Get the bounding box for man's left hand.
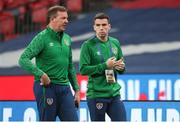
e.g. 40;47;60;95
114;58;125;71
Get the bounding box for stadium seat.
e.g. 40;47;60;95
66;0;82;13
29;1;49;29
4;0;29;9
47;0;60;5
0;0;4;11
0;12;16;41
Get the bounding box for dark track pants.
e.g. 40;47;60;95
33;82;78;121
87;96;126;121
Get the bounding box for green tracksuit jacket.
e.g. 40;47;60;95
19;27;79;91
80;36;125;99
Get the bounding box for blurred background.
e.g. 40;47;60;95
0;0;180;121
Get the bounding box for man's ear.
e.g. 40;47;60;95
50;16;56;22
109;24;111;29
93;25;96;31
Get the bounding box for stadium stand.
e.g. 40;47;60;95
112;0;180;9
0;0;63;42
3;0;29;9
0;7;180;74
0;0;180;75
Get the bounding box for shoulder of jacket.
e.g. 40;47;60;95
40;29;48;35
31;30;48;45
34;29;47;39
85;36;96;44
109;36;121;44
63;32;71;38
109;36;118;42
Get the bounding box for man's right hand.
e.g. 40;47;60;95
40;73;51;86
106;57;116;69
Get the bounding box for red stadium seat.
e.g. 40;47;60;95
47;0;60;5
66;0;82;13
4;0;29;9
29;1;49;28
0;0;5;11
0;12;16;41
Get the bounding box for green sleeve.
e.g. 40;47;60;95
18;35;44;78
115;40;125;74
68;47;80;91
80;42;107;76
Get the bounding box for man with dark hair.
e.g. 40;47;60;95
80;12;127;121
19;5;80;121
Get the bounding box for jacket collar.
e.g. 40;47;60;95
46;26;64;39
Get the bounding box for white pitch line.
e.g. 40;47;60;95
0;41;180;68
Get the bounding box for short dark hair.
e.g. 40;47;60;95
94;13;110;23
47;5;67;23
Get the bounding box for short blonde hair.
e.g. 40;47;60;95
47;5;67;23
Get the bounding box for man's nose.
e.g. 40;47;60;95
65;19;68;23
99;25;103;29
